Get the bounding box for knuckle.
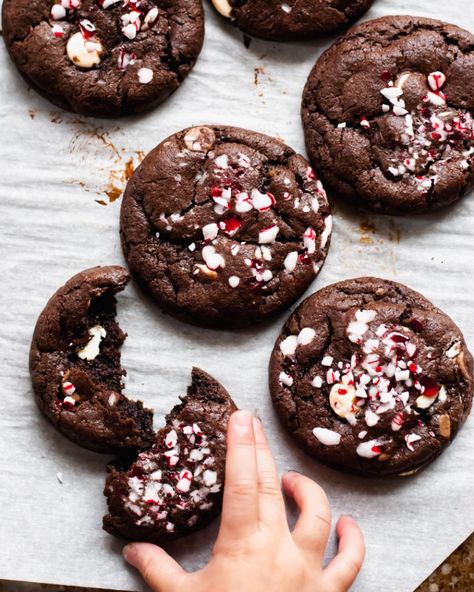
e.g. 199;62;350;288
258;477;282;497
228;479;254;498
347;556;363;576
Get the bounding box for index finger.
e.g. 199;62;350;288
219;410;259;540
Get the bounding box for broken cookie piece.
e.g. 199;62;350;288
29;265;154;453
103;367;237;543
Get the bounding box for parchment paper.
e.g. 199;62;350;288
0;0;473;590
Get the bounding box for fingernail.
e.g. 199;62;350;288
342;514;356;523
232;409;253;433
123;543;137;565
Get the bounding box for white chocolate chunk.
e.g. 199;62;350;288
280;335;298;356
202;223;219;241
284;251;298;272
313;427;341;446
67;32;103;69
279;372;293;387
365;409;380;427
446;342;461;358
259;225;279;244
298;327;316;346
138;67;153;84
77;325;106;360
51;4;67;19
184;126;215;152
211;0;232;18
329;383;356;419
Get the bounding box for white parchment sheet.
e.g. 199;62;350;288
0;0;473;590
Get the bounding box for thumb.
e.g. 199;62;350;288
123;542;186;592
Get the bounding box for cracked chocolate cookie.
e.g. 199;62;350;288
30;266;155;453
302;16;474;214
211;0;374;42
269;277;474;476
103;367;236;542
120;125;332;329
2;0;204;117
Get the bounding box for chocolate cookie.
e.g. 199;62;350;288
120;125;332;329
2;0;204;117
103;367;236;542
30;266;155;453
302;16;474;214
269;277;473;477
211;0;374;42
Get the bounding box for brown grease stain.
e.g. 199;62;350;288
358;220;376;245
28;109;37;119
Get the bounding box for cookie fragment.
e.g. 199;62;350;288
269;277;473;476
29;265;154;453
302;16;474;214
103;367;237;543
120;125;332;328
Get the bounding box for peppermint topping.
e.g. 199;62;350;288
279;372;293;387
258;225;279;244
123;422;222;528
279;327;316;356
313;427;341;446
356;439;384;458
284;251;298;272
153;140;330;295
378;70;473;191
299;309;449;457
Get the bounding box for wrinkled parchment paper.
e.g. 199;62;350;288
0;0;473;590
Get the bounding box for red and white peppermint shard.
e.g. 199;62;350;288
405;433;421;452
176;469;192;492
165;429;177;449
258;225;279;244
62;381;76;395
251;189;275;212
303;227;316;253
202;222;218;241
356;439;383;458
51;24;65;37
427;71;446;92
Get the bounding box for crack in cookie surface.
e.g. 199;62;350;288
120;125;332;328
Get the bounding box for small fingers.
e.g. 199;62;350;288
323;515;365;591
123;543;186;592
283;471;331;559
219;410;258;540
252;417;286;529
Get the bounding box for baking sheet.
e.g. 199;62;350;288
0;0;473;590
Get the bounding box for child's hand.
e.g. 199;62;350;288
123;410;365;592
